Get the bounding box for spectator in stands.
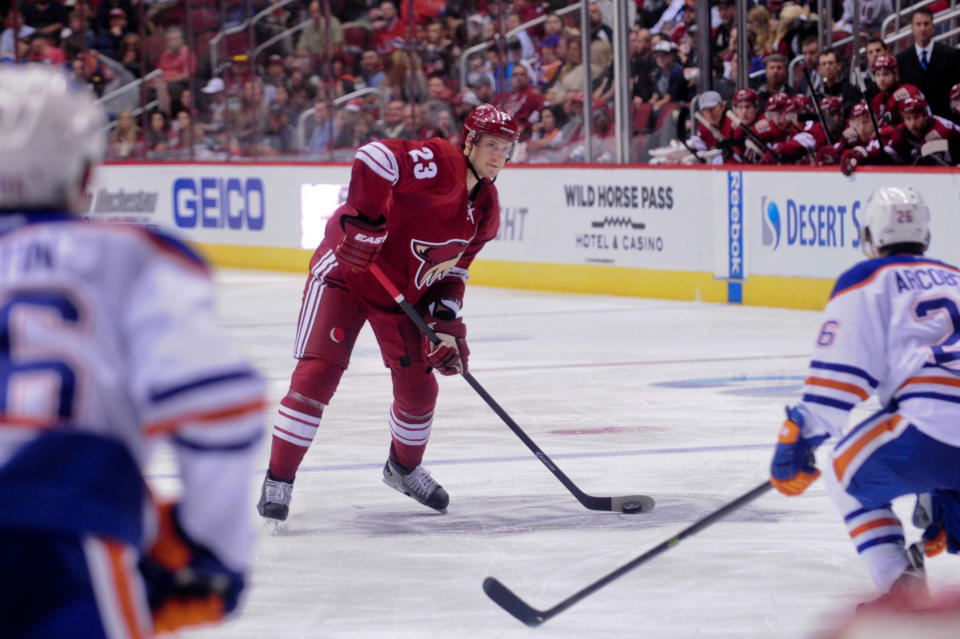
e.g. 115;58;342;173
630;27;655;105
712;0;735;56
545;34;581;102
649;40;686;115
95;8;129;61
61;9;94;52
818;48;859;116
711;54;736;102
836;0;891;36
297;0;344;59
526;104;568;163
747;6;774;65
799;34;821;94
108;109;141;160
540;12;565;47
505;12;535;62
95;0;136;35
587;2;612;43
427;108;460;146
26;32;63;65
200;77;228;131
513;0;543;25
22;0;66;40
1;12;34;57
752;53;794;106
496;62;543;141
950;83;960;127
263;54;286;103
420;18;458;79
379;98;415;139
170;109;196;157
118;33;141;76
865;37;887;75
771;4;808;59
155;27;196;113
896;6;960;119
371;0;407;55
305;99;336;152
471;75;495;106
146;110;170;155
357;49;385;89
257;104;296;156
380;49;427;103
558;89;584;150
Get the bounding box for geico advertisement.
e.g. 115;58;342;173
484;168;713;271
86;164;324;247
743;171;960;278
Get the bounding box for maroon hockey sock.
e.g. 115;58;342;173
268;393;324;482
390;440;426;471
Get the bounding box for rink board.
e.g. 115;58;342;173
90;162;960;310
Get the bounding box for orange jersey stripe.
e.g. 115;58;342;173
898;376;960;391
833;415;902;481
145;398;267;437
104;539;147;639
849;517;901;539
805;376;870;401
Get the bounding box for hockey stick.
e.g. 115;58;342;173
368;263;655;515
802;67;835;146
675;107;707;164
483;480;773;626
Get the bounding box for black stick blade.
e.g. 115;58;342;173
483;577;547;627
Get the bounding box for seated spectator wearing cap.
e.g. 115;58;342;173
650;40;687;114
751;54;795;107
200;77;228;133
95;8;130;61
871;55;923;127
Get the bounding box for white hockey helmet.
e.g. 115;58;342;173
0;65;106;211
859;186;931;258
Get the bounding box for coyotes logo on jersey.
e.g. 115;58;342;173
411;238;469;289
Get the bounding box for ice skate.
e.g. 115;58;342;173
858;545;928;611
382;458;449;512
257;471;293;522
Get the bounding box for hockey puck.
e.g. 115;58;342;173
615;495;655;514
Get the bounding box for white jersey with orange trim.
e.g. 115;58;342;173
795;253;960;447
0;212;265;572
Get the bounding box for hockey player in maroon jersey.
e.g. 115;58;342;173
836;101;896;174
871;54;924;126
770;96;846;164
726;88;760;162
257;105;520;520
749;93;792;163
881;95;960;165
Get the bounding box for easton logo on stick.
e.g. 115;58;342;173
410;238;469;289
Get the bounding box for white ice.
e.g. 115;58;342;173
148;269;954;639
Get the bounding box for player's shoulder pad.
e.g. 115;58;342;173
830;255;954;300
136;226;211;275
755;119;770;133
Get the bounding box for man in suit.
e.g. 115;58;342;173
895;7;960;119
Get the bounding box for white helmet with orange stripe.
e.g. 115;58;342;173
860;186;931;258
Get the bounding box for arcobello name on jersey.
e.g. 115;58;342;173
895;267;960;293
564;184;674;209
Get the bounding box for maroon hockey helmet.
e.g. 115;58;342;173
951;83;960;102
765;92;790;113
871;54;898;73
733;88;759;105
849;102;872;121
900;94;928;116
462;104;520;147
819;96;843;114
787;94;813;114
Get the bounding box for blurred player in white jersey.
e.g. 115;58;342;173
0;66;266;638
769;185;960;607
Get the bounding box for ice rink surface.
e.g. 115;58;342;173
151;269;956;639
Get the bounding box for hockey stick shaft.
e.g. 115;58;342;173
484;480;773;626
368;263;653;514
802;67;835;146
